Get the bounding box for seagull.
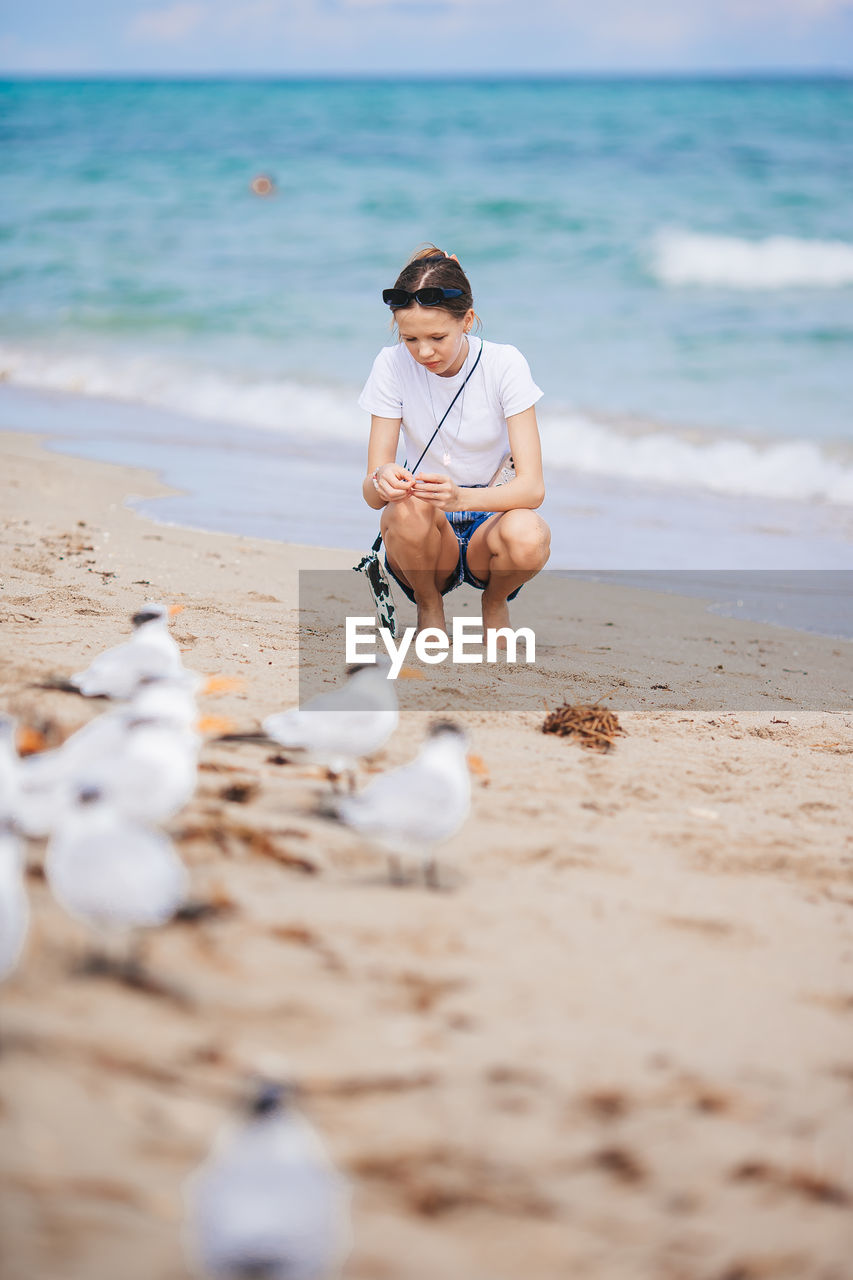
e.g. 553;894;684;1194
81;716;199;826
46;785;189;938
332;721;471;888
70;602;186;699
0;714;19;826
248;659;398;788
1;711;55;837
0;824;29;981
15;673;202;838
185;1080;350;1280
130;670;202;731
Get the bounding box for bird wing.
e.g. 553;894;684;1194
262;706;396;759
337;759;469;848
0;832;28;980
192;1163;342;1280
47;818;188;928
72;637;182;698
88;726;198;822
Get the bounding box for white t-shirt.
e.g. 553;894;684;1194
358;337;543;487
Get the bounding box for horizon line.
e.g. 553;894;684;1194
1;68;851;82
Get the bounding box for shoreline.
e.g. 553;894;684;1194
2;427;851;710
2;383;852;604
2;430;853;1279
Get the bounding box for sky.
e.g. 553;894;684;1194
1;0;852;74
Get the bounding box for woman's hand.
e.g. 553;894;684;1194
412;473;461;511
374;463;416;503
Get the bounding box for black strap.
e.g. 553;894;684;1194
410;337;483;475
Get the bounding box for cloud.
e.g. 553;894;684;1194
326;0;852;12
3;0;850;71
731;0;852;14
128;2;207;43
121;0;853;48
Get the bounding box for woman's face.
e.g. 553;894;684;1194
395;305;475;378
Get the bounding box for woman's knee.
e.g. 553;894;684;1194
381;498;439;541
491;510;551;570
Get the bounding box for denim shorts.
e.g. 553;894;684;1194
385;506;522;605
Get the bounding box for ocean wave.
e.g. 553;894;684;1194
0;343;360;443
538;412;853;507
652;229;853;289
2;342;852;508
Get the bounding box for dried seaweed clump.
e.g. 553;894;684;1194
541;702;625;752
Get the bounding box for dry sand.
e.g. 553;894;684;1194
1;429;852;1280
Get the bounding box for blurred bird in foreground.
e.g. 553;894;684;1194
15;673;202;837
70;601;185;699
331;720;471;888
185;1080;350;1280
82;713;199;826
0;823;29;981
45;785;189;982
0;714;18;826
227;658;399;789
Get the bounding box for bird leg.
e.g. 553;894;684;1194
423;858;442;892
326;761;359;793
73;926;131;980
75;937;192;1007
387;854;408;887
116;935;151;988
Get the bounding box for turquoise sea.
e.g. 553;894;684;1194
1;77;852;587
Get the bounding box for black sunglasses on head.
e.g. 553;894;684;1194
383;286;463;309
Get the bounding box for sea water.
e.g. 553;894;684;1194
1;78;851;625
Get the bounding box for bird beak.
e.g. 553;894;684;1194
16;726;48;756
202;675;246;695
197;714;237;735
168;603;185;617
467;752;490;780
397;666;425;680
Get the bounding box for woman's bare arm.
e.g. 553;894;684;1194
363;415;415;510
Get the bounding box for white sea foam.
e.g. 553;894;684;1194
538;412;853;506
2;342;852;508
652;229;853;288
0;343;361;444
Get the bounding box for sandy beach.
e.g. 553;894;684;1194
1;428;852;1280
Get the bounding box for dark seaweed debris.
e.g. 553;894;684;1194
541;703;625;752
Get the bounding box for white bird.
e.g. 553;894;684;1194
84;718;199;826
15;711;128;838
16;674;201;838
0;714;19;825
46;786;189;935
70;602;185;699
185;1081;350;1280
0;824;29;981
129;670;202;731
260;659;398;786
333;720;471;887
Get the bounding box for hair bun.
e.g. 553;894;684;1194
391;246;476;325
409;244;450;264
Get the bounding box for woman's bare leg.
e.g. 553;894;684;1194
381;497;460;634
465;509;551;634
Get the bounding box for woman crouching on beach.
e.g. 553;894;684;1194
359;247;550;637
